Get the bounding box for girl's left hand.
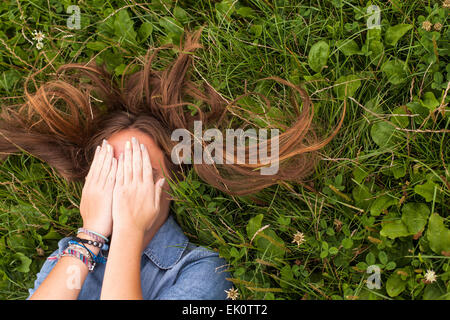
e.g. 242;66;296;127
112;137;165;236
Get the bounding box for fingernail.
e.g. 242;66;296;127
107;144;112;153
96;145;101;153
102;139;107;147
140;144;145;151
131;136;137;144
125;140;131;149
158;178;165;187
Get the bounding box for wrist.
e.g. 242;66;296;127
81;220;111;238
111;226;145;251
112;225;145;239
80;224;110;240
76;233;102;255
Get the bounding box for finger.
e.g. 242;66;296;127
154;178;165;210
85;144;101;185
92;139;109;182
98;143;114;188
131;137;143;183
124;140;132;185
116;152;124;186
141;143;153;186
106;157;117;189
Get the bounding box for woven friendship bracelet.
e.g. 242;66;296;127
68;241;94;263
77;228;109;243
61;245;96;272
68;240;107;264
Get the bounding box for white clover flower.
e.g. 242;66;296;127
434;23;443;31
35;41;44;50
422;21;432;31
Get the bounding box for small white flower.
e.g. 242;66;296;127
292;231;306;247
32;30;45;50
424;269;437;283
32;30;45;42
225;287;239;300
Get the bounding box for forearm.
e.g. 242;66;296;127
29;256;89;300
100;228;144;300
29;234;100;300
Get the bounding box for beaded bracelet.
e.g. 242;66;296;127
70;236;103;249
77;228;109;243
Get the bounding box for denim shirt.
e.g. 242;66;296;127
27;215;232;300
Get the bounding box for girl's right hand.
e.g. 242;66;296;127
111;137;165;236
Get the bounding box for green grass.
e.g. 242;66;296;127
0;0;449;300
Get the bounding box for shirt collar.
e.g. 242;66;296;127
142;214;189;270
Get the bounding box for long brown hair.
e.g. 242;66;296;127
0;28;345;196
